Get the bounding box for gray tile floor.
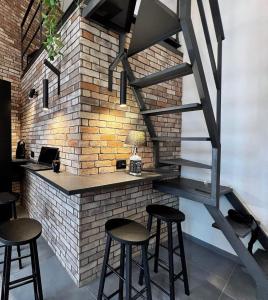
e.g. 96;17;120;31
0;207;257;300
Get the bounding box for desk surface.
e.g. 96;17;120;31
31;170;164;195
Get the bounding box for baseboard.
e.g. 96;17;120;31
183;232;241;264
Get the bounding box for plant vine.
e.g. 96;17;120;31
42;0;63;61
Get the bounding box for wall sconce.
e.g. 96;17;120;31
120;70;127;107
28;88;38;100
43;79;49;110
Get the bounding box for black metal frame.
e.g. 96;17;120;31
121;1;268;298
1;239;43;300
44;59;61;95
108;33;126;92
97;234;152;300
138;214;189;300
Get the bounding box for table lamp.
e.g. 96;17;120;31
125;131;146;176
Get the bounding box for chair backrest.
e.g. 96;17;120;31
0;203;12;224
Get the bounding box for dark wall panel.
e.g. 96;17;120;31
0;79;12;192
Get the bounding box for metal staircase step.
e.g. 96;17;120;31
159;37;181;55
130;63;193;88
151;136;210;142
141;103;202;116
212;216;252;238
254;249;268;276
181;137;211;141
159;158;212;169
153;177;232;205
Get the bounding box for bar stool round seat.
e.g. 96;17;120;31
0;218;43;300
0;192;19;205
105;218;150;245
146;204;185;222
0;218;42;246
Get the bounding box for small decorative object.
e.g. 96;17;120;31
52;160;60;173
125;131;146;176
16;140;26;159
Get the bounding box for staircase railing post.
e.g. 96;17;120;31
179;0;220;148
216;39;223;139
211;147;221;207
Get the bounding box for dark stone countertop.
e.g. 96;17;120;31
29;170;164;195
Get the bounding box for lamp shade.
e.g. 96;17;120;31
125;131;146;147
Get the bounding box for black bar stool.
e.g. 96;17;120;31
0;218;43;300
98;218;152;300
0;192;22;269
139;204;190;300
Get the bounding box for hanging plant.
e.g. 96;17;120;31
42;0;63;61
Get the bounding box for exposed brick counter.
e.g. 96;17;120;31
22;170;179;286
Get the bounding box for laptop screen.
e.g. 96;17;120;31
38;147;59;165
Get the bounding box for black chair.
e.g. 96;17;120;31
98;218;152;300
0;218;43;300
0;193;22;269
139;204;190;300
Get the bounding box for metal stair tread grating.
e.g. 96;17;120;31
212;216;252;238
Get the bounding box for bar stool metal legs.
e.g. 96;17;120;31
154;219;161;273
139;204;190;300
118;244;125;300
30;240;43;300
98;218;152;300
125;245;132;300
177;222;190;295
167;223;175;300
1;241;43;300
97;236;112;300
1;246;12;300
141;243;152;300
11;201;22;270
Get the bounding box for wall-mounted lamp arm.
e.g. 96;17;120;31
108;33;126;91
44;59;61;95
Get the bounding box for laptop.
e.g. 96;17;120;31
23;147;59;171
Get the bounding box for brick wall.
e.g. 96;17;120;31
19;5;184;287
23;170;179;286
79;19;182;175
0;0;29;155
20;9;82;174
20;7;183;174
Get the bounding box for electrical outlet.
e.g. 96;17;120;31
116;160;126;170
31;151;34;158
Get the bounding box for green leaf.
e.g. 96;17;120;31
41;0;63;59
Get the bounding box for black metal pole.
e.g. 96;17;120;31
43;79;49;110
120;71;127;106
